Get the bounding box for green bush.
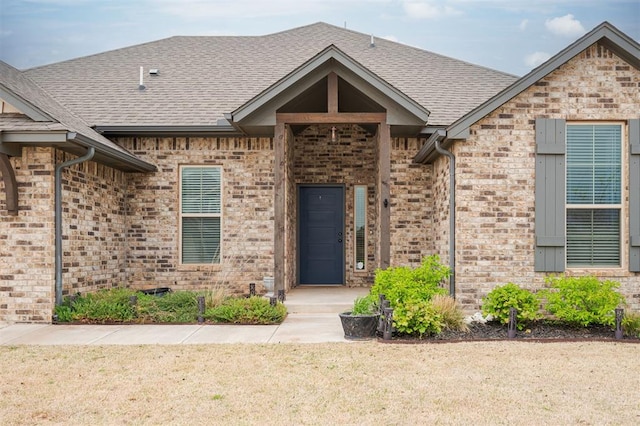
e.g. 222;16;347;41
138;291;199;323
622;311;640;338
370;255;449;336
66;288;140;323
205;296;287;324
481;283;541;330
393;300;443;336
540;275;625;327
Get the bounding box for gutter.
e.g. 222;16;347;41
54;145;95;306
71;133;156;173
430;131;456;298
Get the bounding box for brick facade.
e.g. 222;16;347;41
3;41;639;323
451;42;640;311
0;147;127;322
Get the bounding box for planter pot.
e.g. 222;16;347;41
339;312;379;340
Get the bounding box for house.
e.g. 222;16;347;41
0;22;638;323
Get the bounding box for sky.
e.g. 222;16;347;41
0;0;638;76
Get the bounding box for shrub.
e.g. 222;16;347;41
430;294;468;332
540;275;625;327
205;296;287;324
622;311;640;338
138;291;199;323
482;283;541;330
66;288;140;323
350;294;379;315
370;255;449;336
371;255;448;307
393;300;443;336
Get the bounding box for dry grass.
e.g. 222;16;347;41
430;294;469;332
1;342;639;425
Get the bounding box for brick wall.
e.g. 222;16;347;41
0;146;131;323
0;147;55;322
390;137;434;267
118;136;275;294
452;42;640;311
59;151;128;295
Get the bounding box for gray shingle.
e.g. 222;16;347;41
24;22;517;128
0;61;155;171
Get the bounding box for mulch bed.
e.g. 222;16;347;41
382;321;640;343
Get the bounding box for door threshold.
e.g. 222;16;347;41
296;284;345;287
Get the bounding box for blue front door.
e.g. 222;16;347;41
299;186;344;284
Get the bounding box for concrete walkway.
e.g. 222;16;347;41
0;287;370;345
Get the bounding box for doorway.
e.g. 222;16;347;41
298;185;345;284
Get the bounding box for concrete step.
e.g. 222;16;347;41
284;286;370;314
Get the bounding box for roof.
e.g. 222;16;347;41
24;22;516;129
414;22;640;163
0;61;156;172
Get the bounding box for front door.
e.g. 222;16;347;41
299;186;344;284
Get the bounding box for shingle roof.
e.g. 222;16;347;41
0;60;155;171
24;22;517;128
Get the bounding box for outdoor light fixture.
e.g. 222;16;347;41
383;199;388;208
331;126;337;142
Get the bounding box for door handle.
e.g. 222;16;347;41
338;239;342;243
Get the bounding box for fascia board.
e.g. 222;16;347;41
95;125;240;136
70;133;157;172
0;86;54;122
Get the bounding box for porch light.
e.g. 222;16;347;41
331;126;337;142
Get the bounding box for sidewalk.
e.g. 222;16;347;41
0;313;351;345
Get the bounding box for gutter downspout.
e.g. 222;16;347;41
55;144;95;306
434;139;456;298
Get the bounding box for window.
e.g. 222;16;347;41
566;124;622;267
354;185;366;271
180;166;222;264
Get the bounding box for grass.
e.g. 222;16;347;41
1;342;639;424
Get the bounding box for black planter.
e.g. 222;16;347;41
339;312;379;340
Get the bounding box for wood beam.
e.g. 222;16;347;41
0;153;18;215
327;72;338;113
274;122;286;294
276;112;386;125
378;122;391;269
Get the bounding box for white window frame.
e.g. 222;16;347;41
565;122;624;269
354;185;367;272
179;165;223;265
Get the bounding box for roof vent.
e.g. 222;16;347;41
370;34;375;48
138;66;145;90
149;69;159;75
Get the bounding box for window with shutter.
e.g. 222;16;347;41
180;166;222;264
566;124;622;267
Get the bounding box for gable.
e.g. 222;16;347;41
228;45;430;137
415;22;640;163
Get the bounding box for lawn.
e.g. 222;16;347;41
1;342;639;425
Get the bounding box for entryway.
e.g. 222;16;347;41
299;185;344;284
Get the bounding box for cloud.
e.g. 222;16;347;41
545;14;585;37
402;1;462;19
524;51;551;68
519;19;528;31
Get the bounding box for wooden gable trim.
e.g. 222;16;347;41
276;112;386;124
